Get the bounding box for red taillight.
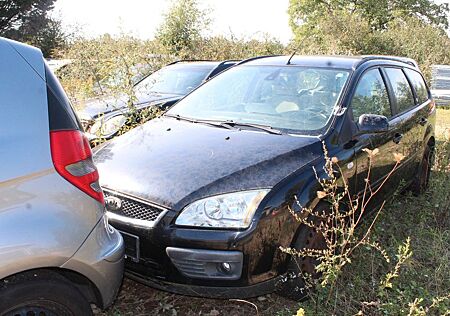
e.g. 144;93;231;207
50;130;104;205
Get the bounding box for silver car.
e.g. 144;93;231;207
0;37;124;315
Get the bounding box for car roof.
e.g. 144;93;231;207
0;37;45;78
241;55;418;70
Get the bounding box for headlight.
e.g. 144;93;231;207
175;190;270;229
90;115;126;138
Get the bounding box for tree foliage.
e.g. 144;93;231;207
59;34;171;107
156;0;210;58
288;0;450;80
192;34;286;60
289;0;449;36
0;0;66;57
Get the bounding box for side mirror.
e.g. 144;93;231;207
356;114;389;135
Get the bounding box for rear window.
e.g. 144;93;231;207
385;68;415;113
45;62;82;131
404;68;429;104
134;64;213;95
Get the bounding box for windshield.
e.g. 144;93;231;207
134;64;214;95
167;65;350;133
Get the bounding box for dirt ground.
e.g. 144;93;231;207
94;278;299;316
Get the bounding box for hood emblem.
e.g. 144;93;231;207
105;196;122;211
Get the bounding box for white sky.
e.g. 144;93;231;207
52;0;294;44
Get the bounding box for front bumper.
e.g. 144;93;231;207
107;208;293;298
102;185;298;298
62;215;125;308
126;269;283;299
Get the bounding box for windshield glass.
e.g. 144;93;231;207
167;65;350;133
134;64;213;95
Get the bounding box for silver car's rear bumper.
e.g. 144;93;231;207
62;215;124;308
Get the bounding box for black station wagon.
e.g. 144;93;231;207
94;55;435;299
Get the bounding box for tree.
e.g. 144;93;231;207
287;10;450;80
287;0;450;78
0;0;66;57
288;0;449;40
156;0;211;57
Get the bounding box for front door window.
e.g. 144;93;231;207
351;69;392;121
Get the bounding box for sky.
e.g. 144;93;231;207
52;0;294;44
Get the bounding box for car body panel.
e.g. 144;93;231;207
61;215;124;307
0;38;52;183
94;117;321;211
0;172;104;280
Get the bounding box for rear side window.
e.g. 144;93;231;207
351;68;391;120
404;68;429;104
45;63;81;131
384;68;415;113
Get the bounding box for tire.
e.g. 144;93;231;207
410;145;434;196
0;270;92;316
277;212;327;301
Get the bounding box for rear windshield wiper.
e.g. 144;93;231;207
220;121;282;135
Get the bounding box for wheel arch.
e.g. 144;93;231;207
0;267;103;309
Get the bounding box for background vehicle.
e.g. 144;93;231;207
94;55;435;300
78;60;238;141
0;37;124;315
431;64;450;107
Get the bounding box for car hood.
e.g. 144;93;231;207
94;117;322;211
78;92;181;120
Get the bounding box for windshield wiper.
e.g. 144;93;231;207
164;115;281;134
164;113;196;123
220;121;282;135
164;114;234;130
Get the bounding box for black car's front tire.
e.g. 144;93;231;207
277;208;327;301
0;270;92;316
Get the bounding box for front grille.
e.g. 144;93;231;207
104;190;165;222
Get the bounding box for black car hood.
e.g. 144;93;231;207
94;117;322;211
78;92;181;120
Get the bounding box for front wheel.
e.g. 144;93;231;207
277;220;327;301
0;270;92;316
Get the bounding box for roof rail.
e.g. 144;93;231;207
358;55;419;68
203;59;241;81
216;59;240;67
236;55;281;66
167;59;214;65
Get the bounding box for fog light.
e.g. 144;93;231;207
219;262;232;274
166;247;243;280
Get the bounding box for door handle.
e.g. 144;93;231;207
393;133;403;144
419;117;428;126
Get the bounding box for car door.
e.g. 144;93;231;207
402;67;433;174
383;67;425;182
349;67;404;209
